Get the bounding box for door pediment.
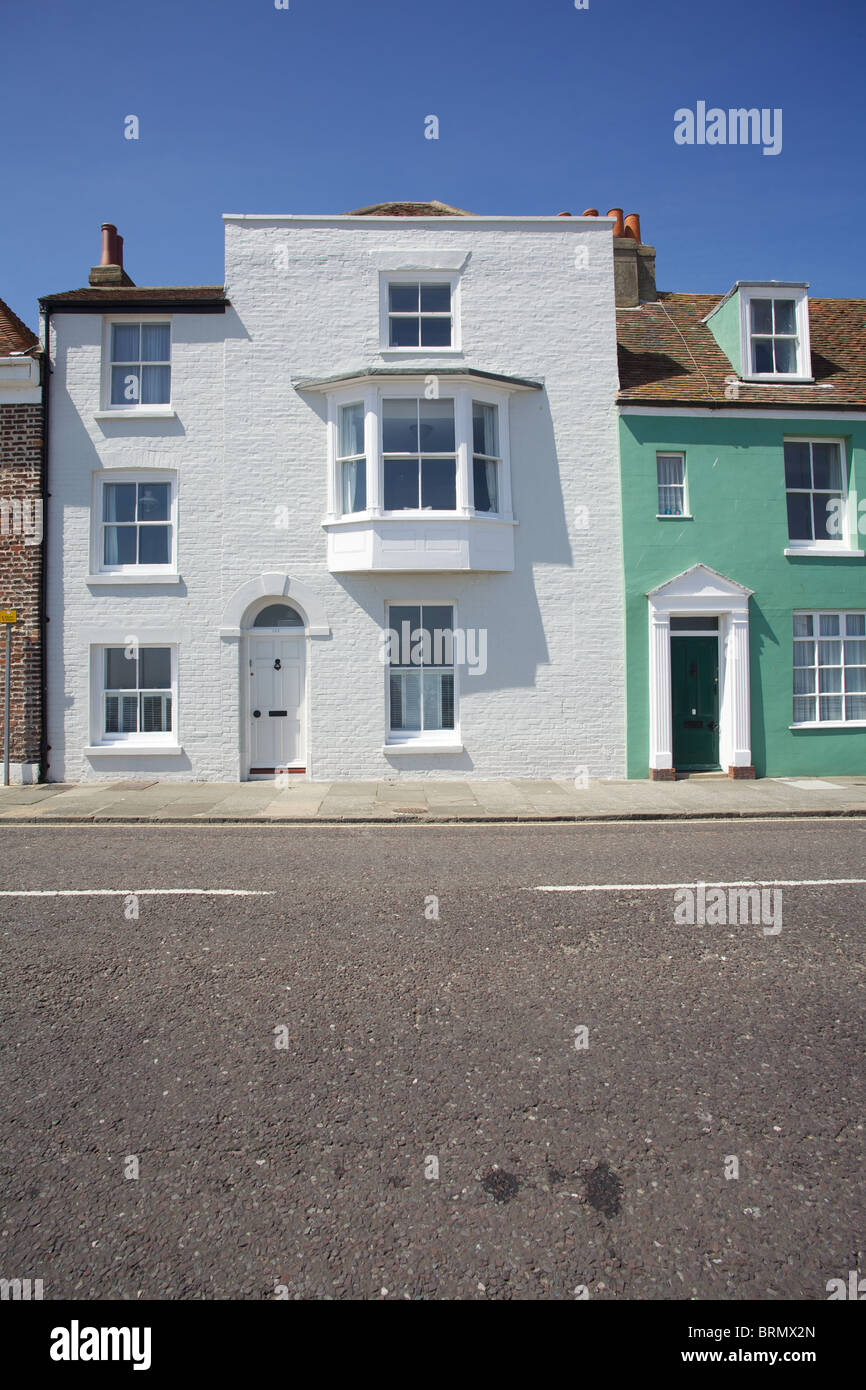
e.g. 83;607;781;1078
648;563;753;604
648;563;752;616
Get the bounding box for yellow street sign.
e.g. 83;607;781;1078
0;610;17;623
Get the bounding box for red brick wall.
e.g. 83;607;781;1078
0;402;43;766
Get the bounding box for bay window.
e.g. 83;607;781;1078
383;398;457;511
311;369;532;571
472;402;500;513
327;383;511;519
338;403;366;513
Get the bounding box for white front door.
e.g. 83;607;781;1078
247;636;305;777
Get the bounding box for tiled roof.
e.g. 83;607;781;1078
617;292;866;408
344;200;474;217
0;297;39;355
39;286;227;306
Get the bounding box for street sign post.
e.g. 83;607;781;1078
0;609;18;787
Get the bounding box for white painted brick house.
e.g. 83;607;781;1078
42;203;626;782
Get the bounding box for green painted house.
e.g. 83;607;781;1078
616;267;866;779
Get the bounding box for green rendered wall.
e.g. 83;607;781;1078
705;293;742;374
619;413;866;778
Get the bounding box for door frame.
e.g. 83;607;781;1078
670;630;721;771
647;563;754;777
219;574;331;783
243;627;308;780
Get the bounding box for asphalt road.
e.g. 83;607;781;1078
0;820;864;1301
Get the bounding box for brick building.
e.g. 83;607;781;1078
0;296;42;783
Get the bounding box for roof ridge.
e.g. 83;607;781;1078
343;199;475;216
0;295;38;352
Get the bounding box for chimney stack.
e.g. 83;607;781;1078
612;211;656;307
89;223;135;287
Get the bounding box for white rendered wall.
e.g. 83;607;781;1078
47;215;625;781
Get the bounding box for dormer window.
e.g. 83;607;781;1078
739;286;810;380
749;297;796;373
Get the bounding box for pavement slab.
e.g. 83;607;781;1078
0;776;865;822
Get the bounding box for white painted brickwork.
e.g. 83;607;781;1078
47;215;625;781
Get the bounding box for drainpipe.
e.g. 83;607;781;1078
38;303;50;783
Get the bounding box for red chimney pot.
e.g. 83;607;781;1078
100;223;118;266
606;208;625;237
582;208;599;217
624;213;641;242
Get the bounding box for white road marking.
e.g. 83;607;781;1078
535;879;866;892
0;889;274;897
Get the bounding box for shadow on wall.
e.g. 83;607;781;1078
747;599;778;778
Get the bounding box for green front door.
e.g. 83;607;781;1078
671;636;720;771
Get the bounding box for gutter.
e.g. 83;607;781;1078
41;299;228;315
38;305;50;783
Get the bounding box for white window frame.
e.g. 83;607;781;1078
383;598;462;751
381;395;459;513
89;470;179;581
782;437;862;556
325;382;512;521
791;610;866;729
471;400;503;516
90;642;179;749
739;288;811;382
379;272;462;355
98;315;175;417
656;451;690;518
335;402;367;515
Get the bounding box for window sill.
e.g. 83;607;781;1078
789;722;866;731
94;407;177;420
323;511;516;526
379;348;463;357
656;514;693;521
740;376;815;386
87;572;182;585
384;741;464;755
85;743;184;756
784;546;864;558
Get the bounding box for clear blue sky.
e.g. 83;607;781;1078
3;0;864;331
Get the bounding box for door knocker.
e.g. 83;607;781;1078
274;658;282;670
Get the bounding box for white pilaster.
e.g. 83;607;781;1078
649;612;672;769
728;613;752;766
